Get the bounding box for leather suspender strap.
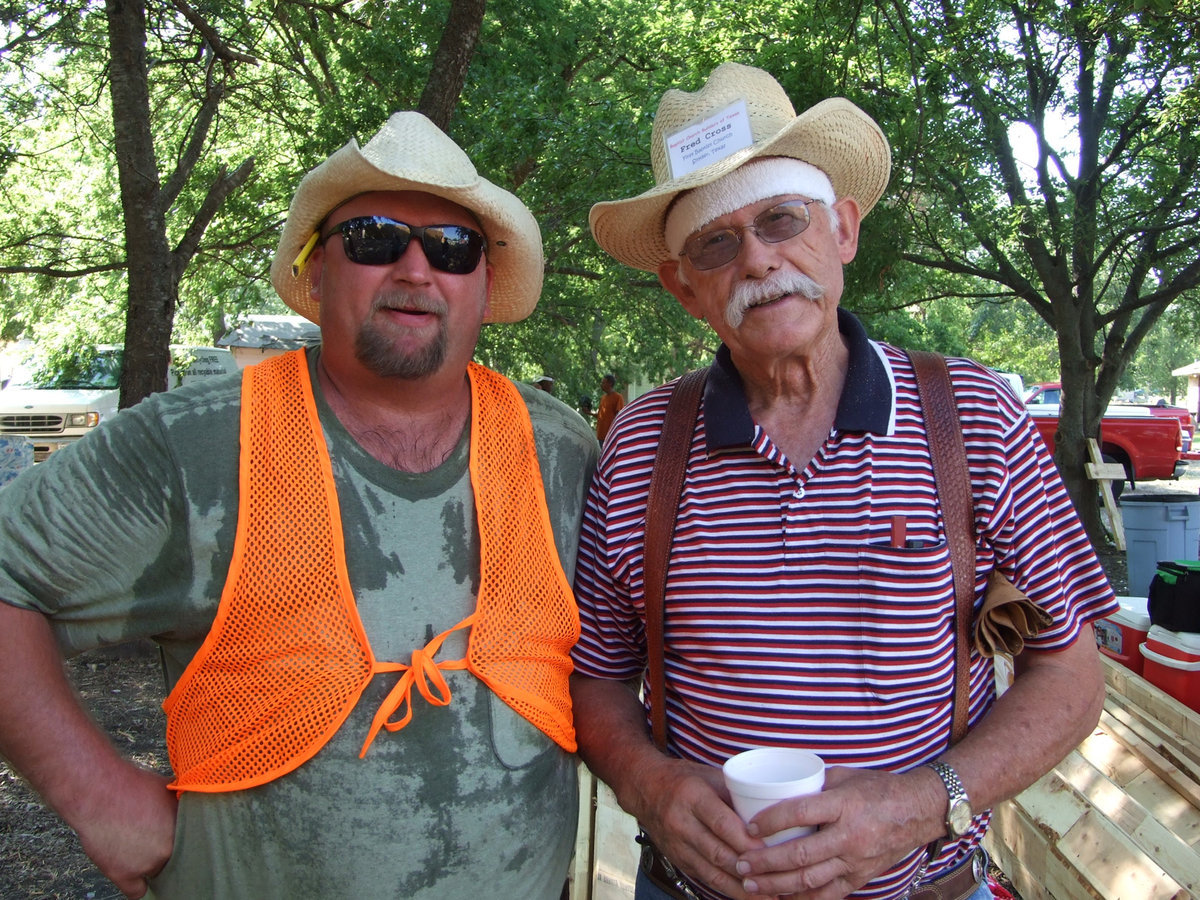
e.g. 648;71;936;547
908;350;974;745
644;368;709;752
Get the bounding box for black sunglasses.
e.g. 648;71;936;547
323;215;486;274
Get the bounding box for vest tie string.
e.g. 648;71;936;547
359;614;474;758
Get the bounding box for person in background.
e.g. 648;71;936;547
534;373;556;394
0;111;597;900
570;62;1115;900
595;372;626;442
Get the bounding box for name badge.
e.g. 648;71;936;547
664;99;755;180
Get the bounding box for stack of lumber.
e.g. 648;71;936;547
986;654;1200;899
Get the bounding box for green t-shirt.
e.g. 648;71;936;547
0;348;599;900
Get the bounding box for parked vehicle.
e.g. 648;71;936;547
0;345;236;461
992;370;1026;401
1025;400;1187;489
1025;381;1197;454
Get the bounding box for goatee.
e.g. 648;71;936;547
356;289;449;379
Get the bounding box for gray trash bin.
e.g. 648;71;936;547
1119;492;1200;597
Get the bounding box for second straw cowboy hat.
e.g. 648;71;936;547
589;62;892;273
271;111;544;324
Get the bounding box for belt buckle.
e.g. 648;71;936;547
662;858;700;900
905;847;985;900
971;850;985;890
637;832;700;900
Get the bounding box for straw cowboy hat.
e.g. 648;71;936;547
589;62;891;273
271;111;544;324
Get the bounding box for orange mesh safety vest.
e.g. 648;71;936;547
163;350;579;793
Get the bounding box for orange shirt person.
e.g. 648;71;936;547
595;373;625;442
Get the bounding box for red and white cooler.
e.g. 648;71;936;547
1140;625;1200;712
1093;596;1151;674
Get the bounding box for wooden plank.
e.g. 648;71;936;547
1075;726;1154;790
1099;709;1200;810
572;765;597;900
592;870;636;900
986;804;1057;900
1102;656;1200;752
1055;747;1200;891
590;779;638;899
1122;769;1200;851
1014;766;1094;837
1060;806;1193;899
1088;438;1126;549
992;763;1198;899
986;659;1200;898
1105;695;1200;784
1056;749;1152;833
987;795;1107;900
1087;462;1129;481
1105;686;1199;756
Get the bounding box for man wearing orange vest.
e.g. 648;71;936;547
0;113;598;899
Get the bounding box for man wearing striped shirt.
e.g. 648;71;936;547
571;63;1117;900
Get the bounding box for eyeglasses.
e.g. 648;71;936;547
323;215;486;274
679;200;820;270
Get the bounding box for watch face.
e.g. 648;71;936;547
948;799;973;836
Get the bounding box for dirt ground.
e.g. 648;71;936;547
4;468;1191;899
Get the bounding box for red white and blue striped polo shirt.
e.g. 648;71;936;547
572;309;1117;900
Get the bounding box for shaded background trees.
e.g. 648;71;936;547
1;0;1197;543
881;0;1200;536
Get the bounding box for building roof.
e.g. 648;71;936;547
218;315;321;351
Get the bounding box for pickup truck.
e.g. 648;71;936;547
1025;382;1197;454
1025;401;1187;487
0;345;237;461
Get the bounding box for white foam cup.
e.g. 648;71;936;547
722;747;825;845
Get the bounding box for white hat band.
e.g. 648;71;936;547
664;157;836;257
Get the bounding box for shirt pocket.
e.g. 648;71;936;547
848;539;957;703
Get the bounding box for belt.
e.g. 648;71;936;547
637;832;700;900
909;849;986;900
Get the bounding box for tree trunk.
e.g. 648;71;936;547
417;0;486;130
107;0;174;408
1056;366;1105;540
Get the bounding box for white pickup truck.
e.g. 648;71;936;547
0;345;237;461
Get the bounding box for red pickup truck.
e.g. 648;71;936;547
1023;383;1191;485
1025;382;1197;454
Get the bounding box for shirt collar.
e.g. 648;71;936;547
703;308;895;452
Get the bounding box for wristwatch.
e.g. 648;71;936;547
926;760;973;839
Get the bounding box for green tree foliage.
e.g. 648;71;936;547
0;1;289;396
0;0;945;410
459;0;938;406
873;0;1200;540
2;0;1197;544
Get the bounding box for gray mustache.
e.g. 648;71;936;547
373;290;447;317
725;273;825;328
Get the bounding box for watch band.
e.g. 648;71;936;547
925;760;972;839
